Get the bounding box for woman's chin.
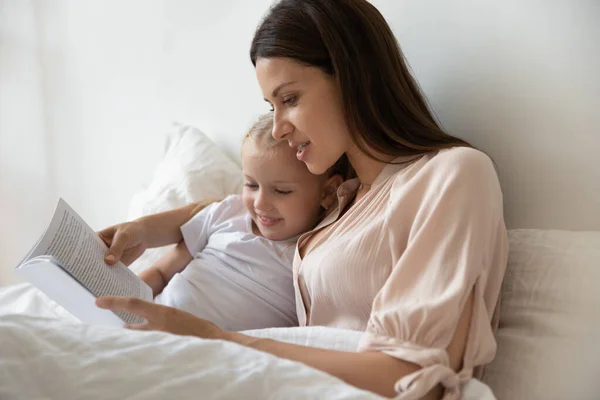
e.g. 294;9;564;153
304;162;328;176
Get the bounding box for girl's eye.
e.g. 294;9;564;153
268;104;274;112
275;189;293;195
244;183;258;190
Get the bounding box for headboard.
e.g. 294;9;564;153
160;0;599;230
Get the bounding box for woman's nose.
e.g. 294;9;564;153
272;112;293;141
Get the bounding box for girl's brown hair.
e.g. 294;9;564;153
250;0;471;166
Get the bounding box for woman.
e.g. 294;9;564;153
97;1;508;399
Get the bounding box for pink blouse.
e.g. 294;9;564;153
293;147;509;399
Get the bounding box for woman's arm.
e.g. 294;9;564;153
226;293;472;399
229;333;423;398
96;294;472;399
138;240;193;296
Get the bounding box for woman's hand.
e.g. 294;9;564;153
96;296;224;339
97;221;148;266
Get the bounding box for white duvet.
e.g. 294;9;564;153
0;284;495;399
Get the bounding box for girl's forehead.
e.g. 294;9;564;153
242;146;316;183
242;138;290;160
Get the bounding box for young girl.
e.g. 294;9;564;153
137;114;344;331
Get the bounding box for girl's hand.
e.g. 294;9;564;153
97;221;148;266
97;198;221;266
96;296;224;339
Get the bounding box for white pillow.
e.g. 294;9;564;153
127;123;242;273
482;229;600;399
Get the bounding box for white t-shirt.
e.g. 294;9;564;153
154;195;298;331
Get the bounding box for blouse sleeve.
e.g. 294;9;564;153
358;148;509;400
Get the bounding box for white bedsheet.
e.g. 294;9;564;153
0;284;495;399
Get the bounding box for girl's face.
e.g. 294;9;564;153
255;57;352;175
241;140;339;241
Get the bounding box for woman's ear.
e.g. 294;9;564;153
320;174;344;210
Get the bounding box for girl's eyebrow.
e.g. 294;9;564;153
244;174;300;185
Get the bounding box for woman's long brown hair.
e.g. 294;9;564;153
250;0;471;167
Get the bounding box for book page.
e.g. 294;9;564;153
20;198;152;324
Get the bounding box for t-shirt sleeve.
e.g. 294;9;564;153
358;148;508;400
180;195;242;256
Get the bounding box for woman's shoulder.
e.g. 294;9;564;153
434;147;500;193
386;146;501;207
382;147;504;228
424;146;495;175
390;146;497;186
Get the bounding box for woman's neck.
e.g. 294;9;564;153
346;145;397;186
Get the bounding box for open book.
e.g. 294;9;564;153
15;198;153;327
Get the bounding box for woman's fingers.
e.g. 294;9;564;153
124;323;153;331
96;296;154;319
97;297;225;339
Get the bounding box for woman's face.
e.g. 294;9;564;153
255;57;351;175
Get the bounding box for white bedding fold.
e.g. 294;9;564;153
0;314;382;400
0;284;495;400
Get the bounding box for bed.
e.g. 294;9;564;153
2;1;599;397
1;125;598;399
0;283;497;400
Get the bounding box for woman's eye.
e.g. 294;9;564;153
268;105;274;112
275;189;293;195
244;183;258;190
283;96;297;106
